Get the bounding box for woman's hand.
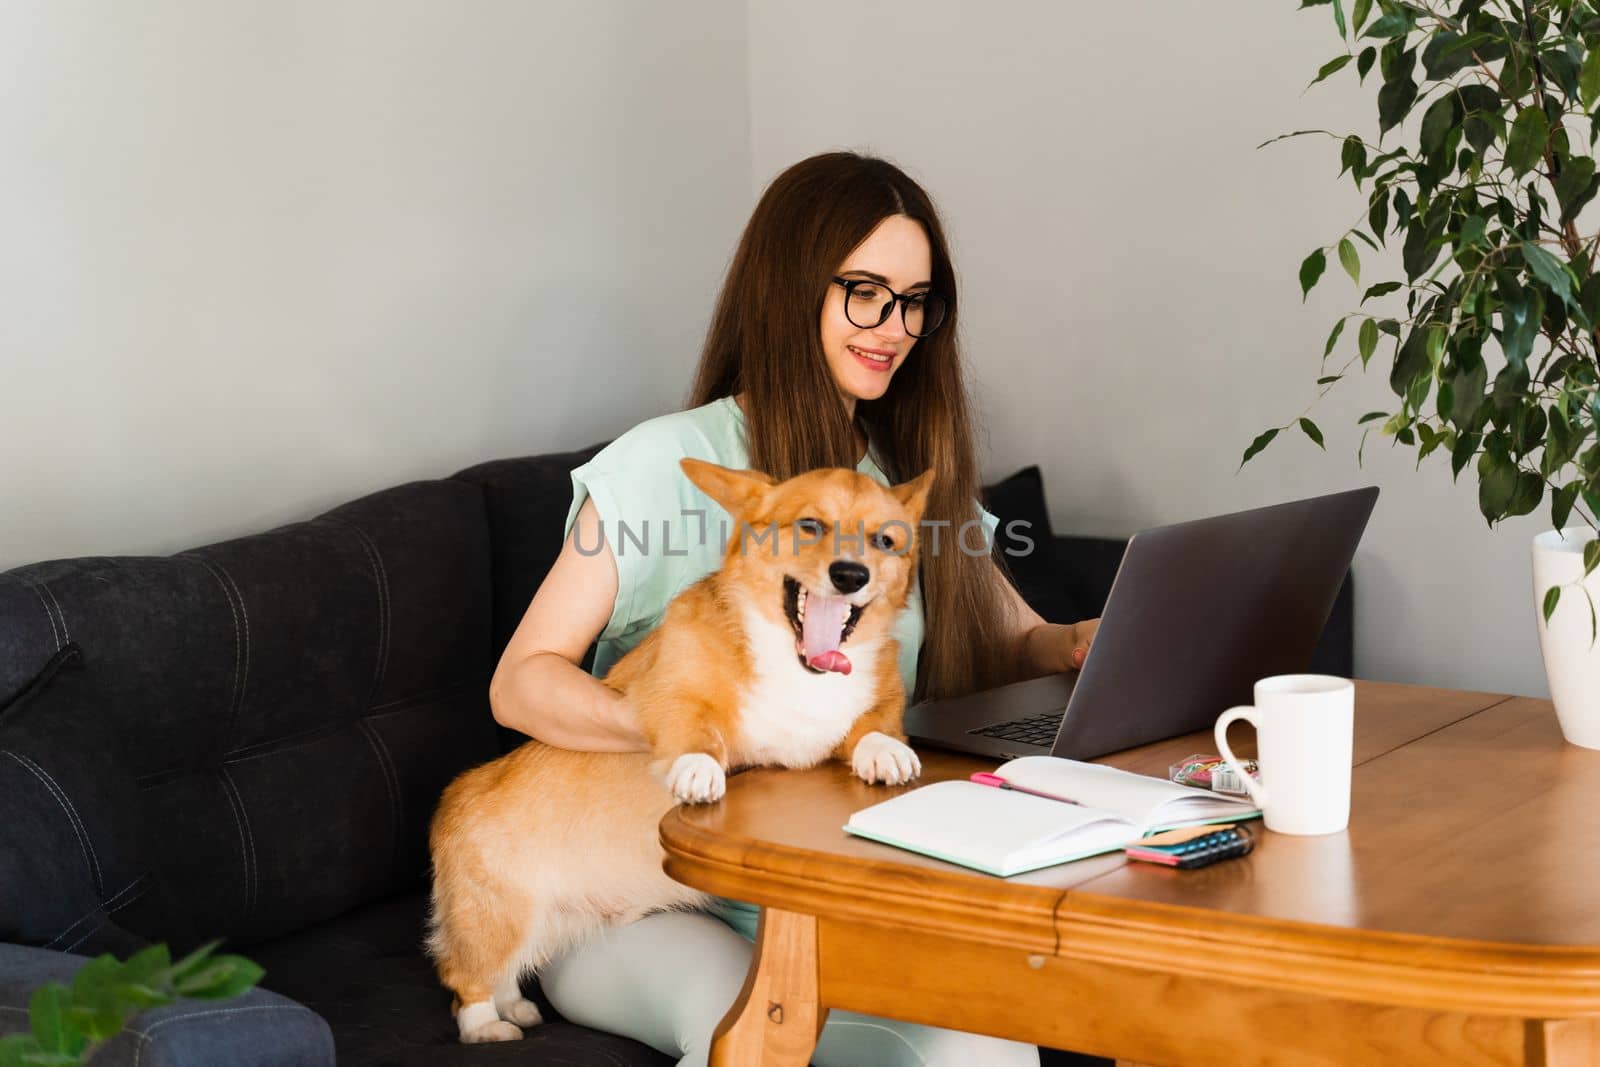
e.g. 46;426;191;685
1067;617;1101;671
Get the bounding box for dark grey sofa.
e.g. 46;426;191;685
0;446;1353;1066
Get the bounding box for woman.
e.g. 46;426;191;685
490;151;1099;1066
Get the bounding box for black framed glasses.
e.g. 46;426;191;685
829;276;949;338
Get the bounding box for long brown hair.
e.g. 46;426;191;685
689;151;1016;702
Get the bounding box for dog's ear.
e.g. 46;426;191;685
680;458;776;517
888;468;935;524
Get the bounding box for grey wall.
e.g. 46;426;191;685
1;1;1549;698
1;1;750;565
747;1;1551;698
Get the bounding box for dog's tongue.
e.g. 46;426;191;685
802;592;852;674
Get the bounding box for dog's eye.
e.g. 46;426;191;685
871;532;896;552
795;517;827;537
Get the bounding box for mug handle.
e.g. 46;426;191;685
1214;707;1268;809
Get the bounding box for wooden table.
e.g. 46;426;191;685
658;681;1600;1067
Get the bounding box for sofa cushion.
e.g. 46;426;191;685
981;466;1085;625
247;890;671;1066
0;477;501;953
0;643;183;956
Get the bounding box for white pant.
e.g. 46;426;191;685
541;909;1041;1067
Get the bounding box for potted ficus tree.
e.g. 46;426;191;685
1247;0;1600;747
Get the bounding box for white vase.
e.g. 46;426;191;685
1532;527;1600;750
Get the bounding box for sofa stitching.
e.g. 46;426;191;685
368;678;477;713
328;517;390;703
216;768;256;920
61;880;149;953
36;579;71;646
184;556;245;746
20;577;62;650
369;533;391;700
222;723;344;763
46;873;150;948
357;719;402;870
209;559;252;735
0;750;103;898
129;1004;318;1067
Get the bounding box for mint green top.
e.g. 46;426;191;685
561;395;998;940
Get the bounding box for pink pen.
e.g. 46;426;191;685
969;772;1082;807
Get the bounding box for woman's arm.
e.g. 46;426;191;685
990;559;1100;686
489;496;650;752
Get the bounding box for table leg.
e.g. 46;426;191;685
1526;1019;1600;1065
709;907;829;1067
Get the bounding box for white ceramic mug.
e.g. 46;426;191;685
1214;674;1354;836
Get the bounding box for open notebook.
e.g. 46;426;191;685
843;755;1262;877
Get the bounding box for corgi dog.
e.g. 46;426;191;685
426;457;932;1043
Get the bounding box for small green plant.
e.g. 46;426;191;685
0;942;262;1066
1249;0;1600;632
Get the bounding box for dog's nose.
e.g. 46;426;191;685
828;561;869;594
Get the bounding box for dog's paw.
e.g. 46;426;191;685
458;1001;523;1043
852;731;921;785
666;753;727;803
498;997;543;1027
461;1020;523;1043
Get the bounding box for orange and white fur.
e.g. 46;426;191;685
426;458;932;1043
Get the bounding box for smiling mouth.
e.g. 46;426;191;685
783;575;865;674
848;344;894;365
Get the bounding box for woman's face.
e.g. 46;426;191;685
820;214;933;409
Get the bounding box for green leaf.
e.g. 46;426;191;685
1324;316;1346;357
1419;94;1460;157
1585;539;1600;577
1364;12;1412;37
1421;30;1485;80
1358;410;1389;424
1456;83;1500;116
1507;106;1550;177
1557;157;1598;223
1340;134;1366;179
1358;45;1377;81
1509;472;1543;518
1378;67;1420;134
0;1034;44;1067
1554;482;1580;531
1311;53;1355;88
1362;280;1401;303
1358;317;1379;365
1390;327;1430;397
1332;0;1346;37
1339;237;1361;286
1523;242;1576;308
1300;248;1327;300
1425;324;1446;377
1544;585;1563;624
1299;417;1327;450
1317;374;1344;385
28;986;78;1057
1582;47;1600;110
1240;428;1279;468
1351;0;1372;33
1478;448;1517;521
173;956;264;1000
1499;282;1543;369
121;943;172;986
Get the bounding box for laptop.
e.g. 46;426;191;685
904;486;1379;761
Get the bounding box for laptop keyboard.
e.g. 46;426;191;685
967;711;1064;747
